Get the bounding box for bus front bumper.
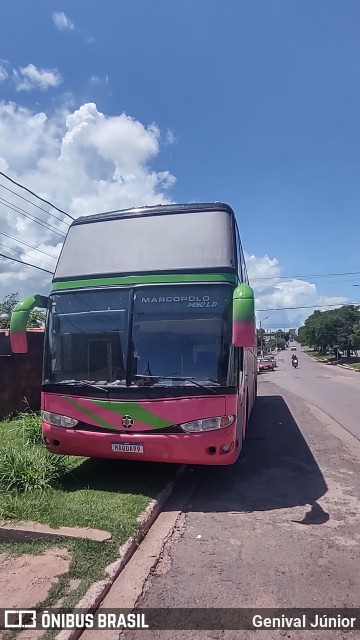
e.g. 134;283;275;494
42;422;239;466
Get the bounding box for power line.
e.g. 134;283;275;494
256;302;360;312
0;241;28;257
256;278;360;287
0;241;54;269
0;252;53;274
0;231;58;260
0;199;66;238
251;270;360;282
0;196;66;235
0;171;74;221
293;278;360;286
0;182;71;226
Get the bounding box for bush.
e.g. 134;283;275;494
0;445;68;493
15;411;43;445
0;491;23;519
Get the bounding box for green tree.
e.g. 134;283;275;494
351;321;360;351
333;305;360;358
297;326;306;345
274;330;289;348
301;310;337;352
299;305;360;356
0;293;45;329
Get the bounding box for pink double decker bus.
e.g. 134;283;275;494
11;203;256;465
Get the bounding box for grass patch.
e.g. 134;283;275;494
0;413;70;494
0;415;176;538
0;446;68;493
347;362;360;371
0;413;177;638
306;351;360;368
15;411;44;445
0;457;176;540
306;350;335;361
338;355;360;364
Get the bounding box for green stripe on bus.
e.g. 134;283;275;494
61;396;171;430
62;397;116;430
51;273;237;291
89;399;172;429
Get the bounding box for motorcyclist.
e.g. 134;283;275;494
291;353;298;367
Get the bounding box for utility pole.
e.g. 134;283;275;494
259;315;270;357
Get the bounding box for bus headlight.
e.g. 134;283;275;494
42;411;78;429
179;415;235;433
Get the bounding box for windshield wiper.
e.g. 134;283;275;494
55;380;110;397
133;374;216;394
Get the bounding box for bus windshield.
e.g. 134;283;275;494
132;285;232;386
44;290;130;385
44;284;233;387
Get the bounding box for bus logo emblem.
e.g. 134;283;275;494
122;415;134;428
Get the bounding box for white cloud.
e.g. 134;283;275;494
166;129;177;145
247;253;280;281
0;64;8;82
89;75;109;85
246;251;348;328
0;98;349;325
14;64;62;92
0;100;176;300
51;12;95;44
52;11;74;31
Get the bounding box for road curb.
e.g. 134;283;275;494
337;363;358;371
0;521;112;543
56;464;185;640
309;357;358;371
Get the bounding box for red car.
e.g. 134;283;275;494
257;357;275;372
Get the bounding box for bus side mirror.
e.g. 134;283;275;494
10;294;48;354
232;284;255;347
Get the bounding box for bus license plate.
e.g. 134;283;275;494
112;442;144;454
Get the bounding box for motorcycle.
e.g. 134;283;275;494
292;359;298;368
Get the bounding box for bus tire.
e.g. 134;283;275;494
243;393;249;440
237;419;243;456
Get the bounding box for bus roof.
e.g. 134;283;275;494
72;202;236;226
54;202;238;281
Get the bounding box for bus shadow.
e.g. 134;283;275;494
179;394;328;514
61;457;179;499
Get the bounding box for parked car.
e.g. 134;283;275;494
257;357;275;372
265;355;277;367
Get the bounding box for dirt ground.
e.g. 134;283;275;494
0;546;71;608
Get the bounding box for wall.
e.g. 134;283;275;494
0;330;44;419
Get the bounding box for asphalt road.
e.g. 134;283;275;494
264;348;360;441
114;377;360;640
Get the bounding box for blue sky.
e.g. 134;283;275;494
0;0;359;328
